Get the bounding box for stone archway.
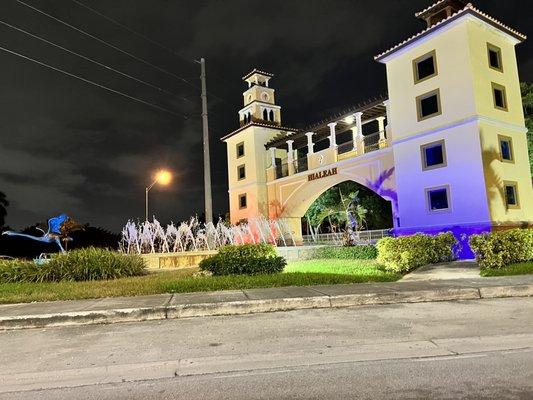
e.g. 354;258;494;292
266;151;398;241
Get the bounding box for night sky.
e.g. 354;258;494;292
1;0;531;232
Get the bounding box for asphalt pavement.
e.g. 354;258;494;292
1;297;532;399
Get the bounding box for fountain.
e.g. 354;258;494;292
119;216;295;255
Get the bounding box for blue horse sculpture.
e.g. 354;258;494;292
2;214;71;253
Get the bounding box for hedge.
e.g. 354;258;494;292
199;244;286;276
376;232;457;273
0;248;146;283
312;245;377;260
469;228;533;269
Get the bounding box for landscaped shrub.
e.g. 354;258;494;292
313;245;377;260
0;248;146;283
199;244;286;276
469;228;533;269
376;232;457;273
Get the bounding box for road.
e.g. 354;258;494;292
0;297;532;399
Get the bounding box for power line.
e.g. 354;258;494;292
16;0;206;94
0;19;198;106
69;0;237;94
0;44;189;118
70;0;195;67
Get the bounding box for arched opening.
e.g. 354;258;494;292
269;109;275;121
301;180;393;241
263;109;268;120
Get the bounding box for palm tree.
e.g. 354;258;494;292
0;191;8;229
315;189;367;232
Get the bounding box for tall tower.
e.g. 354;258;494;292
222;69;291;223
375;1;532;248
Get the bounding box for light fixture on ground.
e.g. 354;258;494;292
145;169;172;221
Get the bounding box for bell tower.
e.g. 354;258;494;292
239;69;281;126
222;69;292;224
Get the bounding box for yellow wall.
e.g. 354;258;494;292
467;19;525;125
385;18;477;141
478;121;533;224
225;125;286;223
465;19;532;224
243;85;276;106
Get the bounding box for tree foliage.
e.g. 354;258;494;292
521;82;533;173
305;182;392;231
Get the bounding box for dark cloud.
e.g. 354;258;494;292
0;0;531;231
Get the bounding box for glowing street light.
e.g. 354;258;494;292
145;169;172;221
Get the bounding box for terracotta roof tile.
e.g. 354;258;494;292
375;3;526;62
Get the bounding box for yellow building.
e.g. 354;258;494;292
223;1;532;257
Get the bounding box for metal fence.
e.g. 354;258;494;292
302;229;392;245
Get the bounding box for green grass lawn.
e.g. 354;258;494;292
0;259;399;304
480;261;533;277
286;259;396;280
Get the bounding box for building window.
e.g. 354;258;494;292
504;182;519;209
413;50;438;83
498;135;514;162
263;109;268;120
492;82;508;111
416;89;442;121
487;43;503;72
237;164;246;180
426;185;450;212
236;142;245;158
420;139;447;170
238;193;247;209
269;109;275;121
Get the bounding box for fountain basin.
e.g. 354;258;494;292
141;250;217;269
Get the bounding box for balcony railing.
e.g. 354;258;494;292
364;132;381;153
337;140;355;155
269;130;388;182
276;162;289;179
294;156;308;174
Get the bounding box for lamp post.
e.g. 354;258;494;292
145;170;172;221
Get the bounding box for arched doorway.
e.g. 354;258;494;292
303;180;393;238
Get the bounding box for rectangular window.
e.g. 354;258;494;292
426;185;450;212
491;82;508;111
420;139;447;170
504;181;519;209
416;89;442;121
487;43;503;72
413;50;438;83
236;142;245;158
498;135;514;162
238;193;247;209
237;164;246;180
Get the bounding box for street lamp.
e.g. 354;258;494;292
145;169;172;221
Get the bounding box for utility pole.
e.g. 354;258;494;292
199;57;213;223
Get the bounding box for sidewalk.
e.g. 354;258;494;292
1;274;532;330
401;260;480;281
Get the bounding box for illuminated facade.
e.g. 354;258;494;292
222;1;532;257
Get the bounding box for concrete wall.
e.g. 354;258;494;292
141;250;217;269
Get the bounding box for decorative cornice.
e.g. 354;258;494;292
221;122;297;142
242;69;274;81
375;3;526;62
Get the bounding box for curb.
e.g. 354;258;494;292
0;284;531;330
